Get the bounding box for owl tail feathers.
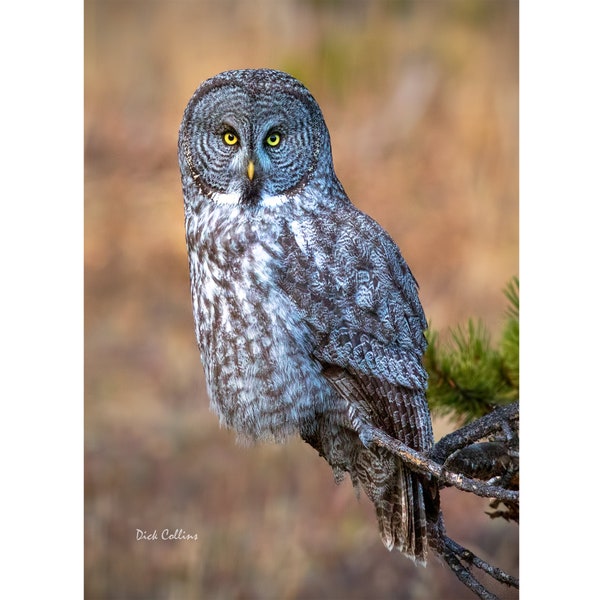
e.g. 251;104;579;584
373;462;442;566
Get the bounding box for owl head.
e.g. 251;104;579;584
178;69;336;208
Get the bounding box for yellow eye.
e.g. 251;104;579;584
266;132;281;147
223;132;238;146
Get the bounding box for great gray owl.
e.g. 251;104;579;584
178;68;440;564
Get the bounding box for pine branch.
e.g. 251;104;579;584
431;401;519;464
352;406;519;503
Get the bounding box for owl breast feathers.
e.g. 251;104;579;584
179;68;439;563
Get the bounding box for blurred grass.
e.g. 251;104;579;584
85;1;518;598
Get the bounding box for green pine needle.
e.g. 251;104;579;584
424;277;519;424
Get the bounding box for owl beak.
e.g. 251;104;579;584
247;160;255;181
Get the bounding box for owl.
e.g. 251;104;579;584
178;69;440;564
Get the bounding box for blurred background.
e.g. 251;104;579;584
85;1;518;598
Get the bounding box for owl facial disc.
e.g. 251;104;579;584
179;69;331;209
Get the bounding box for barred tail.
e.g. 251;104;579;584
355;450;432;563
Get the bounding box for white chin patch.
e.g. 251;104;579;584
212;191;290;207
212;191;242;206
260;193;289;207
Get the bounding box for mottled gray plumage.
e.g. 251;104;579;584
179;69;439;563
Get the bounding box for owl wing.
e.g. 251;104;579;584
279;201;436;560
280;202;431;451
